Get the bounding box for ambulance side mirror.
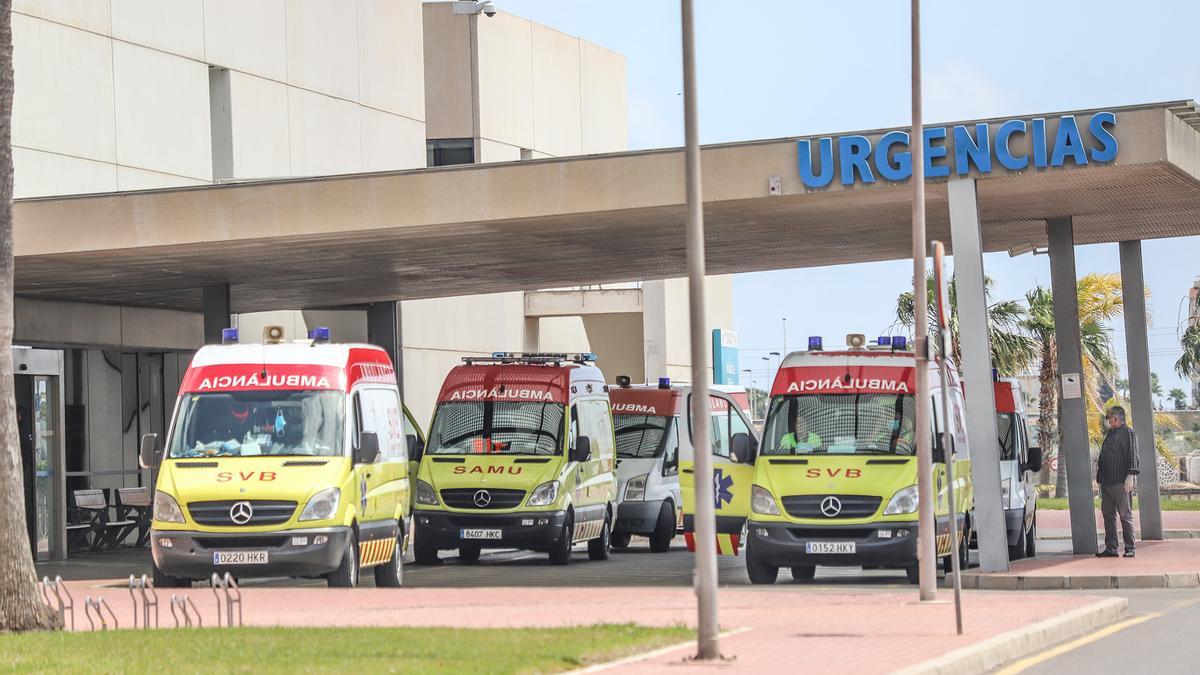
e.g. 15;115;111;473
139;433;161;469
407;434;425;463
731;432;755;464
356;432;381;464
571;436;592;463
1023;446;1043;474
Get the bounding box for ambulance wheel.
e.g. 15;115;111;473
413;533;440;566
587;510;613;561
374;531;404;588
327;531;360;588
1025;516;1037;557
458;543;482;564
549;512;574;565
745;540;778;585
905;562;920;584
152;563;190;588
611;532;632;550
790;565;816;582
648;503;675;553
957;522;972;569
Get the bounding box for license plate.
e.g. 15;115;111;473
805;542;855;554
213;551;268;565
460;528;502;540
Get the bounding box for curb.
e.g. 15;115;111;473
568;627;751;673
955;571;1200;590
894;596;1128;675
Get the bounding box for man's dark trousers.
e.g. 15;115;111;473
1100;483;1135;554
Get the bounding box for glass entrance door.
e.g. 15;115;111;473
32;375;57;561
14;347;65;561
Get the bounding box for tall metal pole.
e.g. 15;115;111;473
933;241;963;634
911;0;937;601
680;0;720;660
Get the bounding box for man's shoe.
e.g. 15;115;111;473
1123;550;1135;558
1095;550;1119;558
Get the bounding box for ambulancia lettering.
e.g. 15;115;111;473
805;468;863;478
611;403;658;414
786;378;909;394
452;465;524;475
199;374;332;390
448;387;555;401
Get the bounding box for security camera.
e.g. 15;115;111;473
481;1;497;17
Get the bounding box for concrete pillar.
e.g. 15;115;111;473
947;179;1009;572
1119;240;1163;540
202;284;231;344
642;280;668;381
366;301;403;392
523;317;540;353
1046;217;1099;554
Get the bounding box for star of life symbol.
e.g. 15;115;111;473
713;469;734;509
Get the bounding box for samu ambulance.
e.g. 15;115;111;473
412;353;618;565
994;377;1042;560
736;334;974;584
144;326;425;588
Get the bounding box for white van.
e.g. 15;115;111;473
994;377;1042;559
609;377;758;555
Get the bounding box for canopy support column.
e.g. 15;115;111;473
1119;240;1163;540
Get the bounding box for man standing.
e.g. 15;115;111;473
1095;406;1139;558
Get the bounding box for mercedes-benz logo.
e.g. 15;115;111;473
229;500;254;525
473;490;492;508
819;496;842;518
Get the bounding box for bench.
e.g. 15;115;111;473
68;489;136;552
114;487;152;548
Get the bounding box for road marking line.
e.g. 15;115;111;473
994;613;1159;674
570;627;751;673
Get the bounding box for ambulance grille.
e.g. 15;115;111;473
440;488;526;510
188;500;297;526
781;495;882;519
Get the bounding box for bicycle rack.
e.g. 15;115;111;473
83;596;118;631
169;595;203;628
209;573;243;627
40;576;74;630
128;575;159;629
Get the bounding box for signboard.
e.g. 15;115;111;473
712;329;739;385
797;112;1118;188
1061;372;1082;400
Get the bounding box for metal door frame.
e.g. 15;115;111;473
13;347;66;560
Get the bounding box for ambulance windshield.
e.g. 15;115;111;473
168;390;344;458
427;401;565;455
996;412;1021;461
761;393;916;456
613;414;671;459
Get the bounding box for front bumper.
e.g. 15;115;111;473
413;509;568;551
150;526;350;581
746;521;918;567
615;500;666;535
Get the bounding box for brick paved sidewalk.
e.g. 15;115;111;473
53;579;1113;673
1037;509;1200;538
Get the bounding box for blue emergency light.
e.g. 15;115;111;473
808;336;823;351
892;336;908;350
308;326;330;342
658;377;671;389
221;328;238;344
992;367;999;381
877;336;892;346
582;352;597;362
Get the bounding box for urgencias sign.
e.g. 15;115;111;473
797;112;1118;188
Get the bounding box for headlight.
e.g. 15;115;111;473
624;474;648;501
883;485;920;515
1000;478;1012;505
751;485;780;516
153;491;185;524
526;481;560;507
299;487;341;521
414;480;438;506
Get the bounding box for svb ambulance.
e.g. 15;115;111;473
994;377;1042;559
144;326;424;588
717;334;974;584
608;378;757;553
412;353;617;565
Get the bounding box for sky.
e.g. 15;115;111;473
490;0;1200;397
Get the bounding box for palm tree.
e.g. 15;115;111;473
0;0;59;631
1169;388;1188;410
1176;294;1200;384
895;273;1038;376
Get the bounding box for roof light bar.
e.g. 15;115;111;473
221;328;238;344
877;336;892;346
891;336;908;350
808;336;823;351
308;326;330;343
658;377;671;389
465;352;597;365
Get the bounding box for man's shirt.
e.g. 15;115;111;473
1096;425;1140;486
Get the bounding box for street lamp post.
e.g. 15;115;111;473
782;318;788;354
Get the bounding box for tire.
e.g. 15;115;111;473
611;532;632;550
745;539;779;585
587;510;613;561
958;522;972;570
374;530;404;588
152;563;189;588
327;530;360;588
648;503;675;553
790;565;816;582
458;542;482;564
549;512;574;565
1025;515;1037;558
905;562;920;584
413;531;440;566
